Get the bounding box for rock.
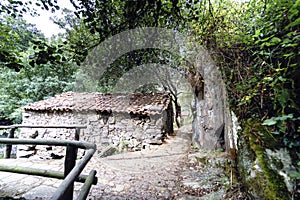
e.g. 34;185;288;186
22;185;57;200
108;116;116;124
50;153;64;159
17;150;36;158
88;114;99;122
99;145;118;157
146;129;160;134
114;184;124;192
29;131;38;139
18;145;34;151
145;139;163;145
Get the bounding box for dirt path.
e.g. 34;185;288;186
75;124;232;200
1;125;235;199
74;125;192;199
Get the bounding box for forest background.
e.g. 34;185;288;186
0;0;299;198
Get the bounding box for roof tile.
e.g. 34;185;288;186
24;92;171;115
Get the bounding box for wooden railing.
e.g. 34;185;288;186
0;125;97;200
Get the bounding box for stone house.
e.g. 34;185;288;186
19;92;174;158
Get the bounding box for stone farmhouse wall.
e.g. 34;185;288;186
19;110;171;158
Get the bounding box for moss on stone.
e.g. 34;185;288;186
271;157;284;170
243;122;291;200
253;145;289;199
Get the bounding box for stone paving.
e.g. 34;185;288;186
0;159;64;199
0;125;232;200
75;125;192;200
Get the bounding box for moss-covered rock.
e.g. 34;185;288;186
237;121;292;199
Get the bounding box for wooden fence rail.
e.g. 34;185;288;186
0;125;87;129
0;125;97;200
0;124;87;158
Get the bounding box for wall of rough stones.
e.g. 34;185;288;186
19;111;168;158
192;48;237;151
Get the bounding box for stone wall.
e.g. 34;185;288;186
192;48;236;151
19;110;169;158
191;50;295;198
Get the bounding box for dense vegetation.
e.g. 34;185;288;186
0;0;299;198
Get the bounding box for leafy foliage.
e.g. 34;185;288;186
0;15;41;71
0;14;77;124
244;0;299;152
187;0;299;151
0;0;60;18
0;0;299;161
71;0;187;37
0;0;299;197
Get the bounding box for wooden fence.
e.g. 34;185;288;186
0;125;97;200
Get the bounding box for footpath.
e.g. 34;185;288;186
0;125;237;200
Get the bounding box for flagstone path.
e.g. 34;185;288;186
0;125;234;200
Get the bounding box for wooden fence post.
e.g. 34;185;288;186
63;127;80;200
63;144;78;200
4;128;16;158
75;128;80;141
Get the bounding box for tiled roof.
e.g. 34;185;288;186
24;92;171;115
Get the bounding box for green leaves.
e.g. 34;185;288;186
262;113;300;148
262;114;294;126
1;0;60;18
290;161;300;180
290;171;300;179
0;12;77;123
189;0;300;153
262;119;278;126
